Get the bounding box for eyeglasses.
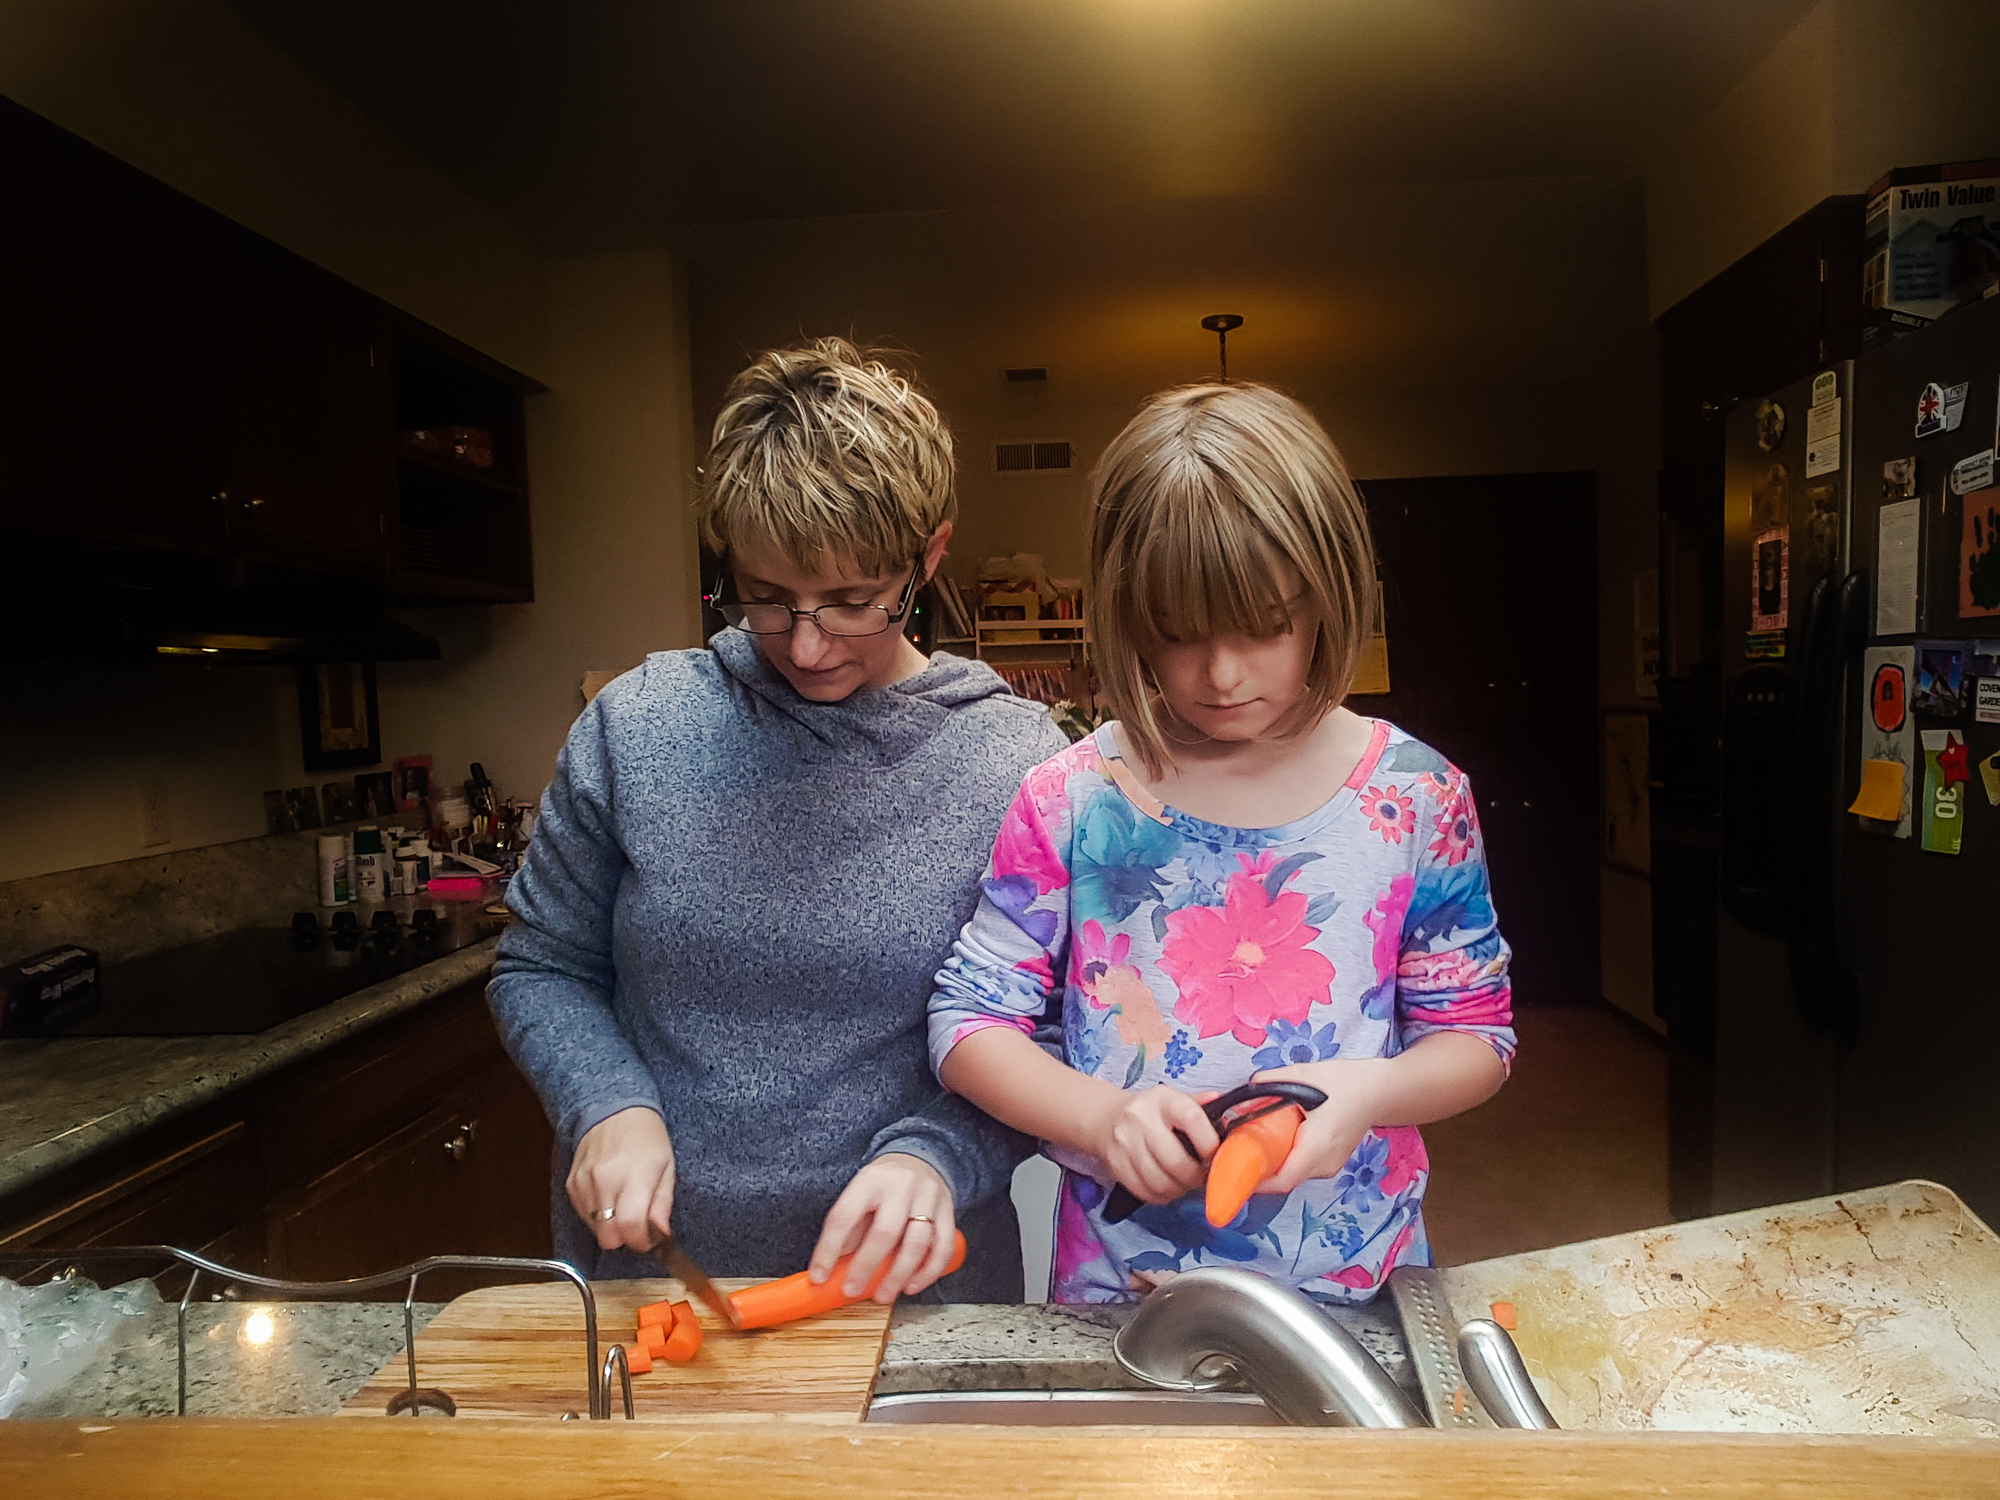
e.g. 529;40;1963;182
711;558;925;638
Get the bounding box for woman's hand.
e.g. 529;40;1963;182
810;1154;960;1303
566;1106;676;1252
1086;1085;1221;1205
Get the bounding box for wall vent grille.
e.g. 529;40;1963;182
993;439;1073;475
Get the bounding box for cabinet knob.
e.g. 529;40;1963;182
443;1120;478;1160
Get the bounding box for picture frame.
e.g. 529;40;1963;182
1601;707;1652;879
298;661;381;772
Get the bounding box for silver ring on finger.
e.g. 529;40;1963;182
596;1207;617;1221
906;1213;934;1226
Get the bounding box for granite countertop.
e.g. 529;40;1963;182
0;938;500;1203
13;1296;1414;1420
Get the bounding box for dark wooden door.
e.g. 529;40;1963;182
221;262;390;577
1355;472;1600;1007
0;115;230;550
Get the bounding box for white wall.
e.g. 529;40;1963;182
0;4;701;884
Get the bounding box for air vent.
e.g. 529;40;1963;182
993;439;1073;476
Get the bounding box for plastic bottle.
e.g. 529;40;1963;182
393;837;421;898
317;835;351;907
352;826;387;903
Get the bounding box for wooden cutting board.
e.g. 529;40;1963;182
343;1277;894;1422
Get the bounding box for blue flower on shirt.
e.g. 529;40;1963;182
1251;1017;1341;1071
1162;1029;1203;1078
1406;861;1495;949
1064;988;1108;1076
1333;1132;1393;1208
1073;791;1182;927
981;873;1059;949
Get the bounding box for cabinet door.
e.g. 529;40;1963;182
0;120;230;549
264;1058;553;1297
221;262;389;577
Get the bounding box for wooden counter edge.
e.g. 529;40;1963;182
3;1418;1996;1499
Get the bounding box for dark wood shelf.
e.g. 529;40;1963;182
394;447;520;496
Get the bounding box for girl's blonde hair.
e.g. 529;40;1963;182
1087;383;1377;775
697;337;954;574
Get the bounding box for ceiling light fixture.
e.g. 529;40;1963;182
1200;314;1244;381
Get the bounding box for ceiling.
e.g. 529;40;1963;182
223;0;1818;247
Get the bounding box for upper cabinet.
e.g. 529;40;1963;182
0;97;540;602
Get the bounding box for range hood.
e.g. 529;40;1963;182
0;580;441;665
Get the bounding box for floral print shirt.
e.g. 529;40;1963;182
928;720;1515;1304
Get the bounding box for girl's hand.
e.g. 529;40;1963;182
810;1154;960;1303
567;1106;676;1252
1088;1085;1222;1204
1248;1059;1391;1194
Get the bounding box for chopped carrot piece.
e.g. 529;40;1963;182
1490;1301;1517;1331
637;1322;668;1355
623;1343;653;1375
670;1301;698;1334
636;1299;678;1329
1452;1384;1466;1415
661;1315;702;1364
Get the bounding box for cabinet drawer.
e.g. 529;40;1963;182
253;981;504;1188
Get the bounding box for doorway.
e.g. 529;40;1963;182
1355;472;1600;1008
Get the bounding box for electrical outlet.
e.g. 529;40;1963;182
138;780;170;848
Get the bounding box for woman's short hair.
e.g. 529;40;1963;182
697;337;955;575
1087;382;1378;775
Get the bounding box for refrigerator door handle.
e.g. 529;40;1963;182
1785;569;1866;1043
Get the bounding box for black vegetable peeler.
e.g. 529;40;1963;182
1101;1080;1328;1224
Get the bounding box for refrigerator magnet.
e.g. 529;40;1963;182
1751;463;1791;532
1856;646;1916;837
1883;457;1917;499
1945;381;1969;433
1751;529;1789;632
1754;398;1786;451
1913;642;1967;718
1950;450;1995;497
1919;730;1966;855
1917;383;1948;439
1961;485;2000;618
1981;750;2000;807
1977;679;2000;726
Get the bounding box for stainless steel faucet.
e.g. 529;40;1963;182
1112;1266;1427;1428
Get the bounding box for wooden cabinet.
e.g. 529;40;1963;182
0;979;555;1296
0;95;539;602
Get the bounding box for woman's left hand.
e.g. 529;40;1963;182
809;1153;959;1304
1247;1058;1392;1194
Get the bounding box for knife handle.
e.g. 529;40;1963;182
729;1230;967;1330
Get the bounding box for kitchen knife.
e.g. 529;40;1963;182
658;1237;743;1330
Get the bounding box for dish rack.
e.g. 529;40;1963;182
0;1246;637;1420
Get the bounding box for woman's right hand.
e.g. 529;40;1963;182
1087;1085;1219;1204
566;1106;676;1252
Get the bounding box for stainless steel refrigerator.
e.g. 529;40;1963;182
1709;292;2000;1224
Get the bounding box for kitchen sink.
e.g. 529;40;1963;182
865;1390;1283;1425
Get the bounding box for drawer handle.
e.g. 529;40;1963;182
443;1120;478;1160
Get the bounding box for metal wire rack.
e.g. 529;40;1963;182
0;1247;634;1420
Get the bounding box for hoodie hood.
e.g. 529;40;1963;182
707;628;1030;766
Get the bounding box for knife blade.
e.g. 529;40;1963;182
658;1237;742;1330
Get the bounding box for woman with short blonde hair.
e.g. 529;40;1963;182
495;338;1066;1300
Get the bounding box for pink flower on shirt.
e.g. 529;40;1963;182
1364;874;1416;989
1159;863;1334;1047
1363;785;1416;843
992;784;1071;896
1427;789;1477;867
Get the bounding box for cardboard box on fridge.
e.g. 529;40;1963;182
1862;158;2000;339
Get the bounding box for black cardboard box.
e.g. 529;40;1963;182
0;944;100;1036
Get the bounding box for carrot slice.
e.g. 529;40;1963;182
637;1321;668;1355
728;1230;968;1330
623;1343;653;1375
1490;1301;1517;1331
661;1315;703;1364
1205;1104;1304;1227
670;1301;698;1335
636;1299;678;1329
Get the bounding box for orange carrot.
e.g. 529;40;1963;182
661;1311;702;1364
1490;1301;1517;1331
637;1321;668;1355
636;1298;678;1329
1205;1104;1304;1227
623;1342;653;1376
728;1230;968;1330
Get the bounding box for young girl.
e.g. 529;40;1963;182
928;383;1515;1303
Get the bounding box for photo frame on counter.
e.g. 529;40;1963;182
299;660;381;772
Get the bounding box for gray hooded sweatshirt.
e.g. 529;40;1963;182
490;630;1067;1294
